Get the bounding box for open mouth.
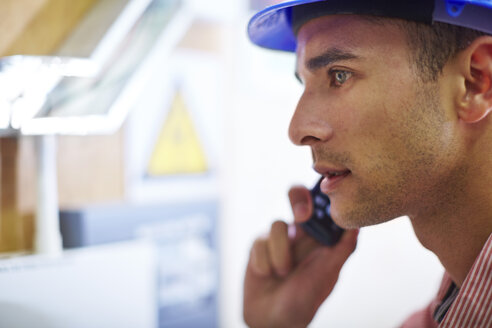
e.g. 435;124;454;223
321;170;351;193
327;170;351;179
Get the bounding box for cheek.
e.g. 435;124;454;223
322;72;418;151
331;86;390;140
349;76;415;137
336;84;417;172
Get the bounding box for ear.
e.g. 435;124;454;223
458;36;492;123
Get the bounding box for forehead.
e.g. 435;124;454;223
295;15;410;66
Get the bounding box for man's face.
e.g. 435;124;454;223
290;15;465;228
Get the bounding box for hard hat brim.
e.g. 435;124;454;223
248;0;492;52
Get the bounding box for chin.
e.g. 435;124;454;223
331;204;395;229
330;208;360;229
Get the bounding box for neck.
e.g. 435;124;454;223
410;213;491;287
409;155;492;287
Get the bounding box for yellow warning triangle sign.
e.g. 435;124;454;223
147;91;208;175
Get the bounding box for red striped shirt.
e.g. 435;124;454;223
401;233;492;328
440;233;492;328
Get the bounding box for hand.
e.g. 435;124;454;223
243;185;359;328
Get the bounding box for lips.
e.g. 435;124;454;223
321;171;350;193
314;166;351;193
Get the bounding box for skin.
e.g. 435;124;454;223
244;15;492;328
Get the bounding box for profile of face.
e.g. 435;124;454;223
289;15;466;228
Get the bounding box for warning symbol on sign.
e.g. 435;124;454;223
147;91;208;176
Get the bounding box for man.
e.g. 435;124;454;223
244;1;492;327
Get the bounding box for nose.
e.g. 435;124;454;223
288;92;334;146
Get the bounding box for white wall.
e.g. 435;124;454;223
218;11;445;328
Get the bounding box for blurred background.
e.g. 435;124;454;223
0;0;444;327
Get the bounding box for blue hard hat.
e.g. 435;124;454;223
248;0;492;52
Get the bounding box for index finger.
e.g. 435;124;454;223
288;185;312;224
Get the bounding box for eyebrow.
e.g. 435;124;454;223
295;48;359;83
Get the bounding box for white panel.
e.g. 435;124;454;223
0;241;157;328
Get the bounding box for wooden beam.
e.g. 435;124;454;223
0;0;46;57
0;138;25;252
2;0;100;56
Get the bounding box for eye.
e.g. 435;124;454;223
329;70;352;87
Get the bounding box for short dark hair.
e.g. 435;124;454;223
396;20;488;82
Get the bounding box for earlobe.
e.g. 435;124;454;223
459;37;492;123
